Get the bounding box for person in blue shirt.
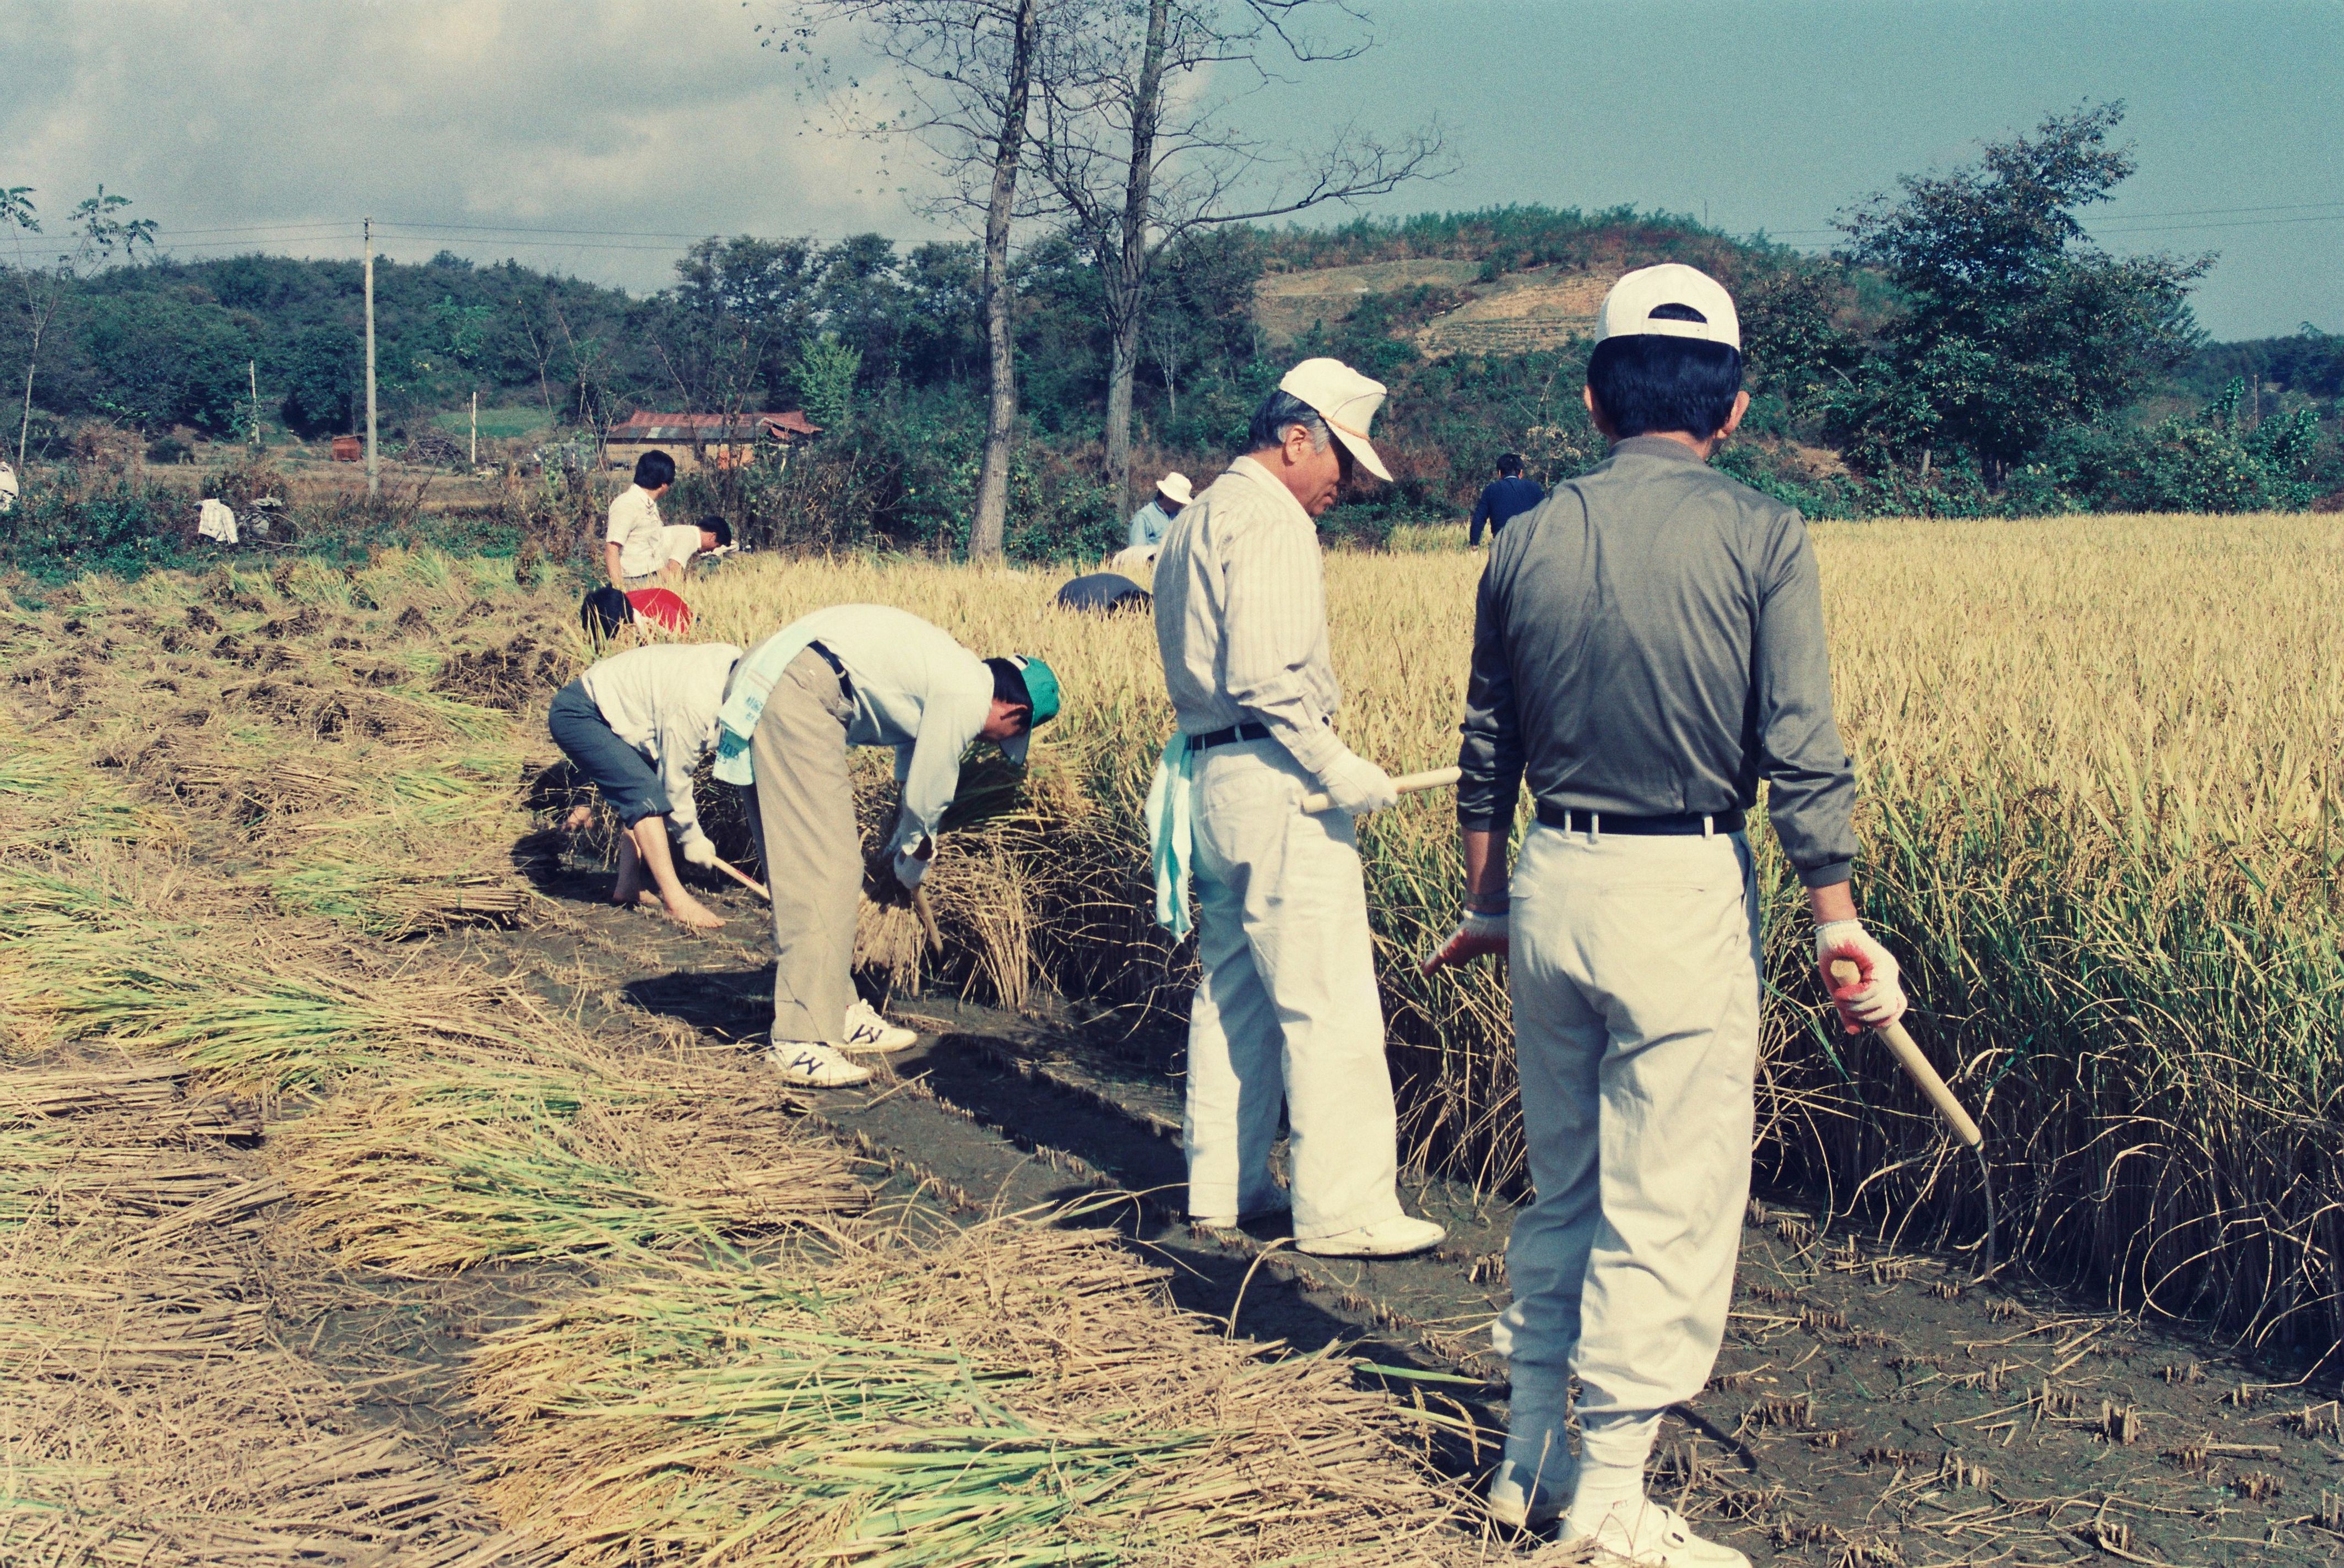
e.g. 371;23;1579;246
1127;472;1193;547
1468;453;1544;545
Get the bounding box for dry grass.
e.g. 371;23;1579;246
469;1218;1474;1566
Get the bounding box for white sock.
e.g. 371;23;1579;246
1568;1408;1662;1528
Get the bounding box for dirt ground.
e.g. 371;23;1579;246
450;856;2344;1568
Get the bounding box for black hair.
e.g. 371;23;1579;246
1585;333;1744;440
1246;388;1332;454
983;657;1033;724
579;585;633;642
699;515;732;548
632;449;676;489
1496;452;1523;476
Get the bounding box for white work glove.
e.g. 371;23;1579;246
892;832;933;892
1815;919;1908;1034
1311;750;1399;815
1419;904;1509;976
679;835;718;869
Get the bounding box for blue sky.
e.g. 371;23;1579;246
1;0;2335;340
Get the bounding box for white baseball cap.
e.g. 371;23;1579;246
1276;357;1392;481
1594;263;1741;351
1155;472;1193;506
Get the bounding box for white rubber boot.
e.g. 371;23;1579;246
1294;1214;1445;1257
1561;1498;1749;1567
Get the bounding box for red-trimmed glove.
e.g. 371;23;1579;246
1420;907;1509;976
1815;919;1908;1035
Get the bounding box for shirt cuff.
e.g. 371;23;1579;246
1795;857;1854;890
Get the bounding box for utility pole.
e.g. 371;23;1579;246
248;360;261;450
470;388;478;468
363;216;378;498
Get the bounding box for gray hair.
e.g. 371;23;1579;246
1247;388;1332;454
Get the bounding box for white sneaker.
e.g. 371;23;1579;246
1294;1214;1445;1257
766;1040;873;1088
1562;1499;1749;1567
1190;1190;1292;1229
840;1000;919;1054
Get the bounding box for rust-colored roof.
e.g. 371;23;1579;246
607;410;822;442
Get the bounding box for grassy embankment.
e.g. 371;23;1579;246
677;514;2344;1360
0;554;1469;1564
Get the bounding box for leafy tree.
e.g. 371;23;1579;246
1831;104;2210;485
279;323;362;437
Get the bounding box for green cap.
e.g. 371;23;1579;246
1000;653;1059;764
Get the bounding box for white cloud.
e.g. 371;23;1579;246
0;0;955;292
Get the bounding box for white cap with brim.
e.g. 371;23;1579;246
1277;357;1393;482
1595;263;1741;351
1155;472;1193;506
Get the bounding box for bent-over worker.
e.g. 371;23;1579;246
714;605;1060;1089
548;639;741;931
658;514;732;585
1426;264;1908;1565
1147;359;1445;1260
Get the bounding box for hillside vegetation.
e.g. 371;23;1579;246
3;107;2338;569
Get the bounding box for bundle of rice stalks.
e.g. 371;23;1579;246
268;857;539;938
470;1222;1470;1567
270;1067;864;1273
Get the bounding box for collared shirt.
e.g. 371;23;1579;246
1456;436;1858;888
1128;500;1178;547
1151;454;1345;777
605;485;667;578
729;605;995;859
1469;474;1544;545
578;641;742;852
658;523;704;571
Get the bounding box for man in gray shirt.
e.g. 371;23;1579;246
1425;265;1908;1565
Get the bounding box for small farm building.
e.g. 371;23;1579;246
604;410;821;473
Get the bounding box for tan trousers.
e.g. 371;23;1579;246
746;649;859;1046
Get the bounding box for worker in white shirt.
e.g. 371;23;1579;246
712;606;1061;1088
603;451;676;589
658;515;732;585
1145;359;1445;1259
1126;472;1191;548
0;458;19;516
548;639;742;930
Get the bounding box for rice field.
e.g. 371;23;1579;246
3;509;2340;1561
0;550;1478;1565
672;514;2344;1360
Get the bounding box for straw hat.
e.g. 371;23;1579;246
1155;473;1193;507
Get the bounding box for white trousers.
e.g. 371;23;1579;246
1493;821;1760;1448
1182;739;1404;1240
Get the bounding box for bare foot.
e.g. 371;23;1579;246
612;832;646;907
563;804;594;833
633;888;665;913
656;889;726;930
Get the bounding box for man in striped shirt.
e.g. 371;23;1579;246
1149;359;1446;1260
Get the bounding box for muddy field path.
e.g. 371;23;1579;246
441;863;2344;1568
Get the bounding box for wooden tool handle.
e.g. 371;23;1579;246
1299;766;1462;816
913;887;943;953
1829;959;1984;1148
710;855;771;903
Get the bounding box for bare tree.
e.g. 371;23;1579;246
4;185;156;469
1027;1;1446;511
777;1;1048;560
